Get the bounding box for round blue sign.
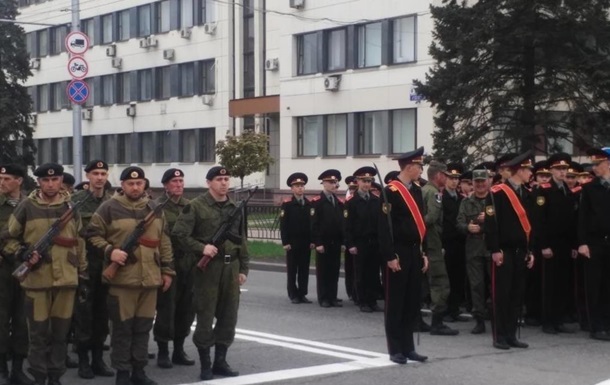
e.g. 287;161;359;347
66;80;90;104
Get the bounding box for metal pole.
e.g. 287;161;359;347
71;0;82;184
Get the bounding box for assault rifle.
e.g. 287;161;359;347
197;186;258;270
102;194;173;280
12;192;92;282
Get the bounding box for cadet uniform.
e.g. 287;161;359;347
5;163;87;385
577;149;610;341
72;160;114;379
87;166;175;385
484;152;535;350
379;147;428;364
0;165;30;385
153;168;196;368
344;167;381;312
343;175;358;301
172;166;249;380
311;169;344;308
280;173;313;304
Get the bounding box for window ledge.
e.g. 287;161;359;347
353;154;381;159
322;155;347;159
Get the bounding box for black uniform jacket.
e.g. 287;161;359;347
279;196;312;247
578;177;610;246
344;192;380;249
310;192;344;246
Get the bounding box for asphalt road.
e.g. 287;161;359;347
56;268;610;385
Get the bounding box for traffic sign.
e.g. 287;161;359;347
67;56;88;79
409;87;425;102
65;31;90;55
67;80;90;105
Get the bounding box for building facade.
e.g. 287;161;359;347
17;0;438;191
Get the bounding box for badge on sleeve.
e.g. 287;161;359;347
536;196;545;206
435;193;442;204
485;205;494;216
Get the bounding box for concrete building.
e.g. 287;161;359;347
17;0;438;192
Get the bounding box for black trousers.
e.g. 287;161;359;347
585;240;610;333
524;251;542;321
353;241;380;307
541;240;571;327
384;243;422;356
444;240;466;315
491;248;527;342
344;251;355;300
74;259;109;350
315;242;341;304
286;244;311;300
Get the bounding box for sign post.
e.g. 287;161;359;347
67;0;84;184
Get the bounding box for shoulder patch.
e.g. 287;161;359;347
485;205;494;216
182;204;191;214
283;198;292;203
310;207;315;216
435;192;442;203
536;196;545;206
490;185;502;193
539;183;551;189
311;196;321;202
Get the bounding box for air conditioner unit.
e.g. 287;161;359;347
111;57;122;69
203;22;217;35
29;58;41;70
146;35;158;47
28;113;37;126
82;108;93;120
202;94;214;106
290;0;305;9
163;49;175;60
324;75;341;91
106;44;116;57
265;58;279;71
126;104;136;117
139;38;149;48
180;28;192;39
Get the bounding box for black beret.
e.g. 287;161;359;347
286;172;308;187
384;171;400;184
445;163;464;177
547;153;571;169
120;166;145;181
62;173;75;186
34;163;64;178
74;181;90;191
392;146;424;164
353;166;377;179
161;168;185;184
533;161;551;175
84;160;109;173
206;166;230;180
318;169;342;182
0;164;26;178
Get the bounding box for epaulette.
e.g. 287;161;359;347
337;197;345;204
389;185;398;192
539;183;551;189
311;196;321;202
524;186;532;192
490;185;502;193
346;195;353;201
571;186;582;193
282;198;292;203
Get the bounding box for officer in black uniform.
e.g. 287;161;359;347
577;148;610;341
484;151;536;350
535;153;578;335
343;175;358;302
379;147;429;364
280;173;313;304
344;167;381;313
311;169;344;308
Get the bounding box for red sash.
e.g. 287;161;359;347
492;184;532;242
388;180;426;242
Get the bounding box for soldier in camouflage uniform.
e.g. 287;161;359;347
72;160;114;379
87;167;175;385
421;161;459;336
0;164;32;385
172;166;249;381
153;169;196;368
5;163;87;385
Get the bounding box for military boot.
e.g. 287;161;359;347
77;347;94;379
65;354;78;369
156;342;172;369
429;313;459;336
212;345;239;377
115;370;131;385
471;318;486;335
130;367;157;385
91;348;114;377
10;356;34;385
171;339;195;366
198;348;213;381
0;354;9;385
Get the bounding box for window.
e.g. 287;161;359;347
180;129;197;162
180;62;195;96
297;32;319;75
37;29;48;56
25;34;32;56
51;25;67;55
84;78;94;107
82;136;96;164
101;75;115;105
357;22;382;68
138;5;152;37
38;84;49;112
118;10;130;41
391;109;416;154
51;82;67;111
392;16;416;63
139;132;154;163
36;139;51;164
138;69;153;101
201;60;215;94
297;116;321;157
118;72;131;103
547;127;573;154
82;19;95;45
326;29;346;71
156;0;170;33
326;114;347;156
357;111;383;155
157;66;171;99
200;0;215;24
180;128;215;162
200;128;215;162
117;134;132;163
156;131;173;162
103;136;117;164
243;3;254;97
180;0;194;28
102;14;113;44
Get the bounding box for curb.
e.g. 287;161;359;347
250;260;346;277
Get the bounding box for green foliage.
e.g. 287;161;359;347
0;0;36;167
215;130;274;187
415;0;610;165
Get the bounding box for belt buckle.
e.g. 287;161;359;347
224;255;231;265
